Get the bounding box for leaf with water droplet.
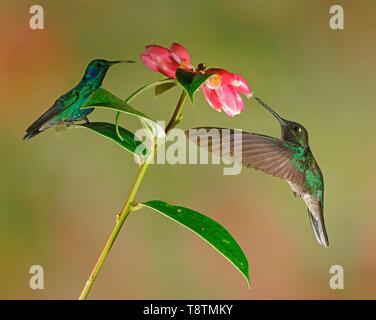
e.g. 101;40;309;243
141;200;250;286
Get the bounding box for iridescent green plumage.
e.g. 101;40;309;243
23;59;134;140
283;141;323;201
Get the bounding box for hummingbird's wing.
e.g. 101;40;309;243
24;90;80;138
187;127;329;247
187;127;306;185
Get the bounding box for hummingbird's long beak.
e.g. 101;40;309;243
110;60;136;64
255;97;285;124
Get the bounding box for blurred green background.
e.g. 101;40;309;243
0;0;375;299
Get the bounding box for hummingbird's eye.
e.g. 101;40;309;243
294;126;302;133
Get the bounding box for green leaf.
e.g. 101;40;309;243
155;82;177;96
175;68;212;101
82;88;150;119
82;88;165;139
141;200;250;286
76;122;148;157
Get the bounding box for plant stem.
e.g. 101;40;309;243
165;91;188;132
116;78;177;140
125;78;176;103
78;90;187;300
78;158;150;300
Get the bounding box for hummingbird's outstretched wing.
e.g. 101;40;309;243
187;127;329;247
23;90;80;140
187;127;306;185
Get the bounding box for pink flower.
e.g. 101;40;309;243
141;43;253;117
141;43;193;78
202;68;253;117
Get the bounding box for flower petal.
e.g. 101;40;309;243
216;85;244;117
207;68;252;98
231;74;253;98
156;59;179;78
207;68;233;84
142;45;170;61
202;86;222;111
141;45;179;78
170;42;191;65
140;54;159;73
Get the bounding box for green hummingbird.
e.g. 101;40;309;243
187;97;329;247
23;59;135;140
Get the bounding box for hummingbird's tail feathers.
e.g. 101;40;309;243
23;99;71;141
307;209;329;247
22;128;43;140
23;114;52;140
25;104;60;134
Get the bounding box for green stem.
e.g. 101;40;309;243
165;91;188;133
78;158;150;300
78;90;187;300
116;78;177;140
125;78;176;103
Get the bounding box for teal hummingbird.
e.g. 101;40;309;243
188;97;329;247
23;59;135;140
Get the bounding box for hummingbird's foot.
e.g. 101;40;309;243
65;121;74;127
83;117;90;124
293;192;300;198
